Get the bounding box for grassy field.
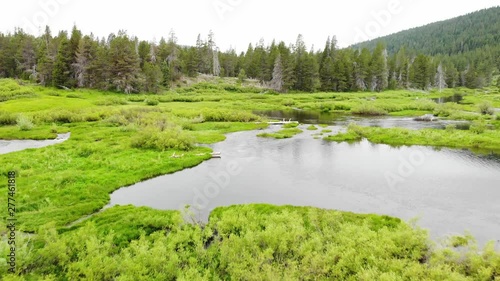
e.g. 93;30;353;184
1;78;500;279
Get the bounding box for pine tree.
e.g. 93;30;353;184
73;35;95;87
52;37;72;88
410;54;432;89
319;37;335;91
353;48;371;91
138;40;150;69
36;27;54;86
370;43;389;91
108;31;140;93
184;47;198;77
143;61;162;93
237;68;247;84
464;64;479;89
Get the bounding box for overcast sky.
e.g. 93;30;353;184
1;0;498;52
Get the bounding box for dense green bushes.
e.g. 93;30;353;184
0;110;16;125
1;204;499;280
0;79;38;101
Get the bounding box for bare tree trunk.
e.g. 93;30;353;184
435;63;447;92
270;55;284;92
213;47;220;76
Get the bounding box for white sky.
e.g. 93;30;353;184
1;0;499;52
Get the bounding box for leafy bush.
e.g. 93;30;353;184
131;127;195;151
95;97;128;106
46;91;61;96
414;99;437;111
200;109;260;122
172;96;204;102
433;103;461;117
145;98;159;106
105;114;130;126
470;120;486;134
282;99;295;107
50;123;58;133
319;103;332;113
66;93;84;99
0;79;37;101
16;114;34;131
478;101;495;115
0;110;17;125
127;95;146;102
351;103;388;116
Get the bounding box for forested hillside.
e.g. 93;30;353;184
0;6;499;94
352;6;500;56
351;6;500;90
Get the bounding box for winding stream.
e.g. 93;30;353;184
0;133;71;155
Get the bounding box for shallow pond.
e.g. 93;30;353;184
109;126;500;245
253;109;470;130
432;93;464;104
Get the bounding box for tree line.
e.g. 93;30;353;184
0;25;497;94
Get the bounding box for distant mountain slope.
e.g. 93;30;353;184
351;6;500;56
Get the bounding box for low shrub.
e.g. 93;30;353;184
66;93;83;99
95;97;128;106
478;101;495;115
282;99;295;107
127;95;146;102
145;98;159;106
201;109;260;122
16;114;34;131
351;103;387;116
172;96;204;102
0;111;17;125
131;127;195;151
469;120;486;134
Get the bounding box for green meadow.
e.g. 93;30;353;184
1;78;500;279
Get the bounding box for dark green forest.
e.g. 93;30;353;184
0;7;499;95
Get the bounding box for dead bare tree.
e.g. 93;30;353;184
213;47;221;76
435;63;447;92
270;54;284;92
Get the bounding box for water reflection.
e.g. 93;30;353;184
254;109;470;130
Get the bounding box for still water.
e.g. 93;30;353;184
253;110;470;129
109;125;500;245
